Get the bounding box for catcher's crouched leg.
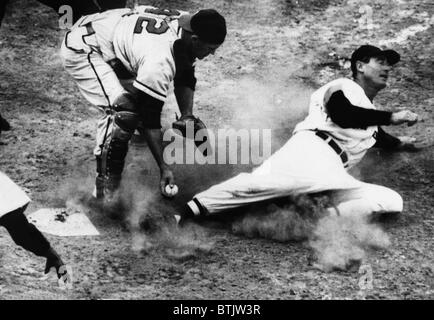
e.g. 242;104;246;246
95;95;140;205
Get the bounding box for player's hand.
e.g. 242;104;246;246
160;166;175;197
398;136;429;152
390;110;418;126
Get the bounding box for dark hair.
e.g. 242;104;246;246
351;56;371;78
350;45;400;78
190;9;226;44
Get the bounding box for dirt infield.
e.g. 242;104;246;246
0;0;433;299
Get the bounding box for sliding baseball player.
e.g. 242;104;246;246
176;45;420;224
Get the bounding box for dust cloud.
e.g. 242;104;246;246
309;215;391;272
48;173;215;260
232;194;329;242
121;181;214;260
233;197;391;272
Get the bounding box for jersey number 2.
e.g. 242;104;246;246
134;16;169;34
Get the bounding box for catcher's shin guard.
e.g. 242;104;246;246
93;156;105;199
93;156;121;200
97;105;140;199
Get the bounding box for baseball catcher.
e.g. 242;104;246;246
60;5;226;202
175;45;421;224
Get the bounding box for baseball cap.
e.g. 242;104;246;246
179;9;227;44
351;45;400;66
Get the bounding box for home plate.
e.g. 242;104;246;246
27;207;100;237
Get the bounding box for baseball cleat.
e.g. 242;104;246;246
173;213;194;228
173;214;190;228
92;186;98;199
174;214;181;225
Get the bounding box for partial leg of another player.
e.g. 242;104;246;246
0;206;66;276
0;172;68;280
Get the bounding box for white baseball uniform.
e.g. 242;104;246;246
0;171;31;217
188;78;403;218
60;6;186;156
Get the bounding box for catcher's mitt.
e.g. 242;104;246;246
172;114;212;156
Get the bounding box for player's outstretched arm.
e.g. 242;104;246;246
326;91;393;129
375;127;424;152
390;110;418;126
326;91;419;129
374;126;401;150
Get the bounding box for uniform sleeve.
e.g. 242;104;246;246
326;91;393;129
135;90;164;129
373;126;402;149
133;53;175;102
173;39;196;91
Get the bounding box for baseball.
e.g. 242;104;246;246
165;184;179;197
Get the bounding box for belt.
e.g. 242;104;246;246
315;131;349;168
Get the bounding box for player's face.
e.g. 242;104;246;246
191;37;221;60
361;56;392;89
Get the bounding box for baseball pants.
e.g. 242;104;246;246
60;20;128;157
188;131;403;217
0;171;31;217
